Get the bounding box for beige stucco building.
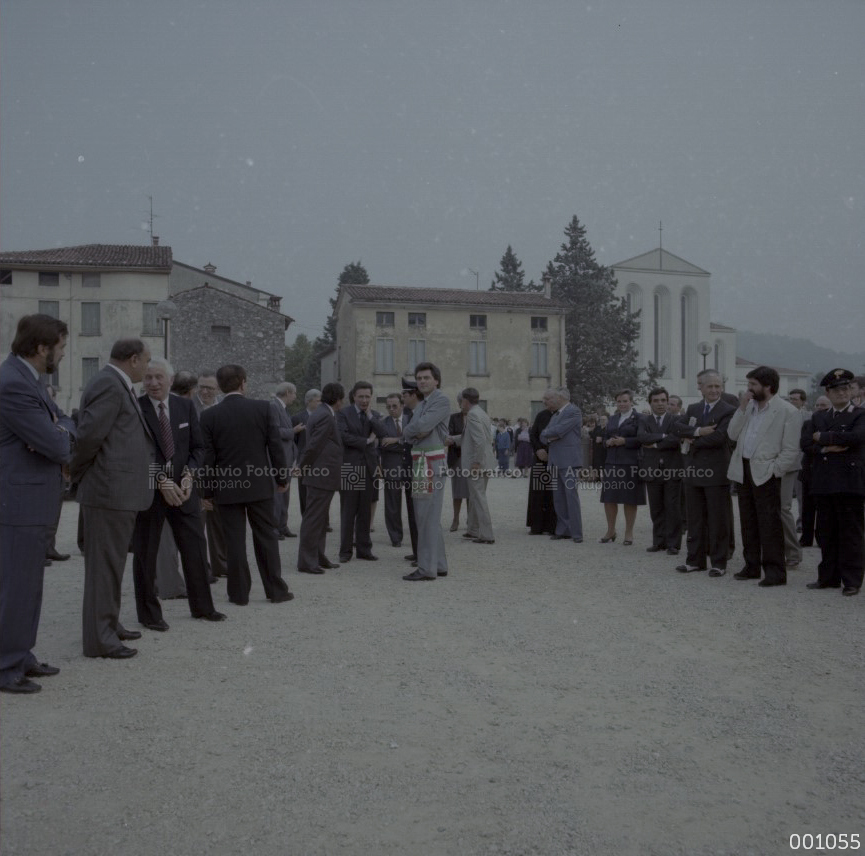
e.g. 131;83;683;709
327;284;568;417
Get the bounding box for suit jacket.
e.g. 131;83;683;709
199;393;287;504
801;404;865;496
271;398;297;468
140;392;205;512
727;396;801;486
0;355;76;526
459;405;496;472
637;411;682;482
602;410;642;468
299;403;343;492
338;406;378;476
539;403;583;470
292;407;314;459
403;389;451;451
670;399;735;486
71;366;155;511
374;409;413;473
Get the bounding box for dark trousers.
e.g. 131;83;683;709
645;479;682;549
815;494;865;589
382;463;418;554
297;486;334;570
684;483;730;570
799;478;817;546
273;478;292;534
132;495;216;623
204;503;227;576
219;499;289;603
0;523;51;687
737;462;785;583
339;478;375;559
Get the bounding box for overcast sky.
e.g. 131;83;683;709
2;1;863;352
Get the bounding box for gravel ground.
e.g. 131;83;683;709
2;476;864;856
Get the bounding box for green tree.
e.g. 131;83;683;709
547;216;647;404
489;245;540;292
283;333;314;412
308;261;371;388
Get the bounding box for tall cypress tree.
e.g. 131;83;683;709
489;245;539;292
548;216;642;405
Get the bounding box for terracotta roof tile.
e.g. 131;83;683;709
0;244;172;270
342;284;567;309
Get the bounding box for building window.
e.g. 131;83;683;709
0;270;12;285
82;357;100;387
469;341;487;374
408;312;426;328
211;325;231;338
376;311;394;327
531;342;548;376
39;272;59;286
82;272;101;288
469;314;487;330
46;370;59;388
530;400;545;420
142;303;162;336
408;339;426;367
81;302;101;336
375;338;395;373
38;300;60;318
530;316;548;331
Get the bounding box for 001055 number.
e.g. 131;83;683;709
789;833;860;850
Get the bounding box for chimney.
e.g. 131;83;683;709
152;235;160;246
542;272;552;299
204;263;216;274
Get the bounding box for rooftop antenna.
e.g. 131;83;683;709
145;195;160;241
658;220;663;270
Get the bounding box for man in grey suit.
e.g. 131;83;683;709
271;382;298;539
0;315;76;693
296;383;344;574
71;339;155;659
455;387;496;544
292;388;321;515
540;387;584;543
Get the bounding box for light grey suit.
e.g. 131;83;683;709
540;402;584;540
270;398;296;535
71;366;155;656
458;404;496;541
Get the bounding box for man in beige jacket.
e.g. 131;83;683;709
455;387;496;544
727;366;800;587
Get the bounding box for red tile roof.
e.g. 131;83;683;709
342;284;567;309
0;244;173;270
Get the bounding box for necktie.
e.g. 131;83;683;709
360;410;369;434
158;402;175;463
703;403;711;421
395;416;402;436
657;415;663;430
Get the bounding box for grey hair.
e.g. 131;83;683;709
305;388;322;404
546;386;570;402
275;382;296;396
148;357;175;376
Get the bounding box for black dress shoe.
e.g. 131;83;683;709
25;662;60;677
46;549;71;561
798;538;813;547
572;538;583;543
666;548;680;555
102;646;138;659
229;599;249;605
402;570;435;581
117;629;142;641
298;567;325;574
284;530;297;538
339;555;352;563
646;545;665;552
356;553;379;561
472;538;495;544
550;534;570;541
806;581;840;589
462;532;478;539
270;592;295;603
142;620;169;632
758;579;786;587
437;571;448;577
842;587;860;596
391;541;402;548
44;559;52;566
708;568;726;578
404;554;417;561
676;564;706;573
319;559;340;569
0;676;41;693
195;611;227;621
733;571;760;581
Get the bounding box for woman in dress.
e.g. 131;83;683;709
599;390;645;545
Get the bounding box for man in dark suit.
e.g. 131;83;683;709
295;383;345;573
199;364;293;605
803;369;865;596
337;381;379;563
271;382;298;538
374;392;418;555
72;339;156;659
638;387;683;555
131;358;226;630
292;388;321;515
0;315;76;693
670;369;736;576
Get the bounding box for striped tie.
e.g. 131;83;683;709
158;401;175;463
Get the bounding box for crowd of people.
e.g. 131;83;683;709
1;313;862;695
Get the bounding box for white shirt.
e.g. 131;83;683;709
149;395;170;421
